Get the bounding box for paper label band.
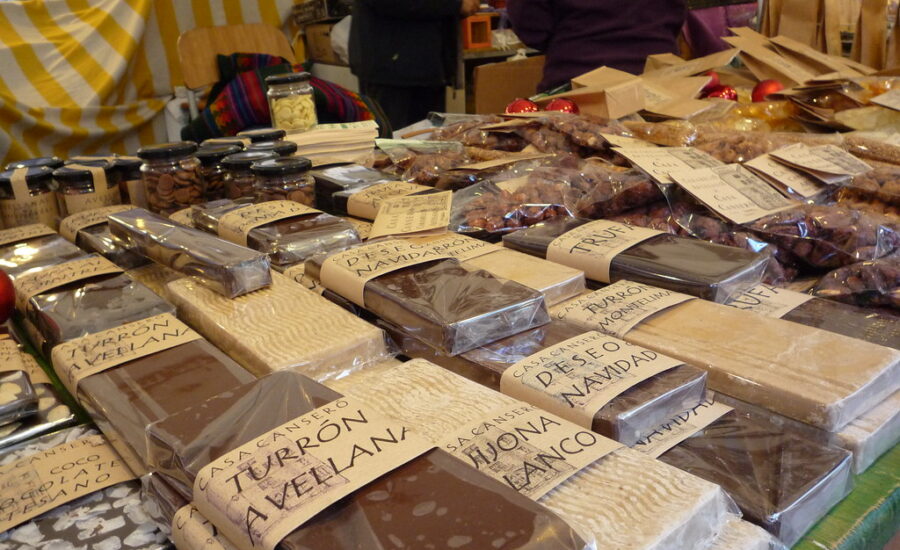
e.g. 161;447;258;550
169;207;195;227
0;223;56;247
193;396;433;550
368;191;452;239
440;402;621;500
50;313;202;396
547;220;661;283
744;154;826;198
632;397;732;458
408;233;499;262
770;143;873;181
0;434;136;533
346;181;430;220
499;331;684;429
173;504;238;550
282;263;325;295
59;205;134;242
0;340;25;374
1;168;59;229
724;284;815;319
551;280;694;339
62;164;121;214
217;201;321;246
13;255;123;311
319;239;457;307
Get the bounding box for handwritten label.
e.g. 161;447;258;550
61;164;121;215
50;313;201;396
218;201;321;246
59;205;133;242
616;147;723;183
13;255;122;311
318;239;457;307
369;191;452;239
770;143;873;181
440;403;621;499
173;504;238;550
669;164;795;224
0;341;25;374
0;183;59;230
744;154;827;198
193;397;432;550
281;264;325;295
500;331;684;428
632;397;732;458
724;284;815;318
871;89;900;112
547;220;662;283
347;182;437;220
0;434;136;533
551;280;694;339
0;224;55;247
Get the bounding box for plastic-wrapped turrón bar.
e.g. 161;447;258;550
76;223;148;269
311;163;392;212
146;371;593;550
0;234;84;280
0;371;36;427
0;353;76;451
503;217;768;302
108;207;271;297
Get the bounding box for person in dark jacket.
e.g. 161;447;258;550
507;0;686;92
350;0;479;130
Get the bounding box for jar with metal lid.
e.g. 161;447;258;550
246;140;298;157
53;160;122;216
114;156;144;206
236;128;286;143
137;141;204;215
5;156;64;171
266;73;317;132
251;157;314;205
221;150;278;200
0;166;60;228
201;137;247;150
197;144;241;201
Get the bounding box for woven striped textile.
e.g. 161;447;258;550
0;0;294;165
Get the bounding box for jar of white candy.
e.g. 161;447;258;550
266;73;317;132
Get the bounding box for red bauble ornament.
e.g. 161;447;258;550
752;79;785;102
544;98;580;114
705;85;738;101
702;71;720;93
505;98;539;114
0;271;13;324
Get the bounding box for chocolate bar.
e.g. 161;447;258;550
311;164;392;212
108;207;272;298
76;223;148;269
0;234;84;280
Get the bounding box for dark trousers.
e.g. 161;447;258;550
359;82;445;132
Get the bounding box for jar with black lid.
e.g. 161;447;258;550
266;72;317;131
236;128;286;143
137;141;203;215
251;156;314;205
53;160;121;216
0;166;60;228
246;140;298;157
197;144;241;201
221;150;278;200
4;156;64;171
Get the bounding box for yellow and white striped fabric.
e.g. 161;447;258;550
0;0;295;166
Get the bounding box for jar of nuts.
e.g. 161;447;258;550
251;157;315;205
236;127;286;144
246;140;298;157
53;160;122;216
137;141;204;216
221;150;278;200
0;166;59;228
266;73;317;132
197;144;241;201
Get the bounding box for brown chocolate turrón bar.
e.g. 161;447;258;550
146;371;591;550
0;234;85;280
306;255;550;355
503;217;768;302
383;320;707;446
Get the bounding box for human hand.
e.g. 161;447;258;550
460;0;480;17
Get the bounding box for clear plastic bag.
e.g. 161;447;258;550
0;426;169;550
707;515;787;550
572;163;664;219
166;272;394;380
145;370;595;550
843;134;900;165
503;217;769;302
191;199;360;266
622;120;699;147
108;207;272;298
832;187;900;222
812;257;900;310
843;166;900;206
432;114;528;151
0;370;36;427
306;250;551;356
0;234;84;281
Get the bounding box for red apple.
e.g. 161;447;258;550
702;71;720;93
752;79;785;102
0;270;14;324
705;85;738;101
505;98;539;114
544;98;580;114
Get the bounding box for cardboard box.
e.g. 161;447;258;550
305;22;342;65
473;55;545;114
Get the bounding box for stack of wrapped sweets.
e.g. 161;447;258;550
0;224;84;281
310;163;393;212
58;205;148;269
108;207;272;298
0;426;169;549
144;370;597;549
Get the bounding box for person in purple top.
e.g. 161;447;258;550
507;0;687;92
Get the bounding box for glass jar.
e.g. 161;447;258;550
0;166;60;228
4;156;64;171
236;127;286;143
221;150;278;200
53;160;122;216
266;73;317;132
246;140;298;157
115;156;144;207
137;141;204;216
197;144;241;201
251;157;314;205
